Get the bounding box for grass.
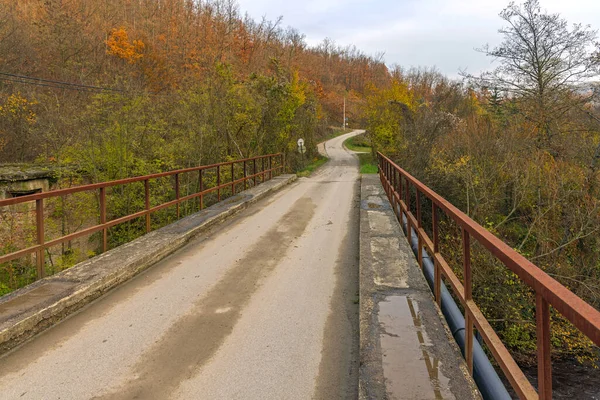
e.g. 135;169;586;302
296;155;328;177
344;138;371;153
343;134;378;174
357;153;378;174
343;133;372;152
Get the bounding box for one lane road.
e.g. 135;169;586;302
0;130;365;400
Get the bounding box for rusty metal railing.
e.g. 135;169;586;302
0;154;283;281
377;152;600;400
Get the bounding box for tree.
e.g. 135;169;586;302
473;0;599;151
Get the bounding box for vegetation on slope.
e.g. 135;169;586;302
1;0;600;365
0;0;389;293
365;0;600;364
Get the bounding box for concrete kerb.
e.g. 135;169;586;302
358;174;481;400
0;174;297;355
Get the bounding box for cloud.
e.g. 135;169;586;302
236;0;600;78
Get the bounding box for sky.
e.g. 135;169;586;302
235;0;600;78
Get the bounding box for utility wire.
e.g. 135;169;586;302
0;71;172;98
0;71;125;93
0;76;111;93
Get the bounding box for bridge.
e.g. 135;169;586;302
0;131;599;399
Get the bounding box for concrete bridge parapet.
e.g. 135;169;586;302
0;174;297;355
359;174;481;400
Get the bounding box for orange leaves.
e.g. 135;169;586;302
233;21;254;65
106;27;145;64
313;80;326;99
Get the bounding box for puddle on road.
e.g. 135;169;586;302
378;295;454;400
406;296;453;399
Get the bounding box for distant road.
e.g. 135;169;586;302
0;130;365;400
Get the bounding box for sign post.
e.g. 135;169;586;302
297;138;306;167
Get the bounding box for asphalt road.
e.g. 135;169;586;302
0;130;364;400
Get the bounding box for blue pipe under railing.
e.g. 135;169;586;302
395;207;511;400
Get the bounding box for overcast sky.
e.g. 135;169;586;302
235;0;600;78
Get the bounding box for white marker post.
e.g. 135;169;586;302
297;138;305;166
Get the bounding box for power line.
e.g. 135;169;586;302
0;76;110;93
0;71;172;98
0;72;124;93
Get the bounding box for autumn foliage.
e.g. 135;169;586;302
2;0;600;366
106;28;145;64
0;0;389;168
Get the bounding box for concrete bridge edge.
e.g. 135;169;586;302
358;174;481;400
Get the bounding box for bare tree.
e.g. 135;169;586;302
471;0;599;149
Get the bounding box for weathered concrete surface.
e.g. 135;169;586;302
0;174;296;355
0;164;57;182
359;175;481;400
0;131;363;400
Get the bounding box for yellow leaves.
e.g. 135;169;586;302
456;154;471;168
364;79;417;155
550;314;598;365
290;70;306;108
106;27;145;64
430;148;471;175
0;93;37;124
467;88;486;115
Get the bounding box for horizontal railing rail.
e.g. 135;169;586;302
0;154;283;281
377;152;600;400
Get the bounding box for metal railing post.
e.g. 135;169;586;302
217;165;221;201
416;190;423;268
537;294;552;400
243;160;247;190
175;173;180;219
395;170;401;210
145;179;151;233
463;228;473;375
231;162;235;195
433;204;441;306
199;169;204;210
399;174;403;213
390;168;395;210
36;199;45;279
253;158;257;186
385;161;392;196
390;162;393;189
406;182;412;244
100;187;107;252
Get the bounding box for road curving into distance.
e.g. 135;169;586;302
0;130;365;400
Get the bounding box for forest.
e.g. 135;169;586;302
1;0;600;364
0;0;388;291
0;0;389;170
